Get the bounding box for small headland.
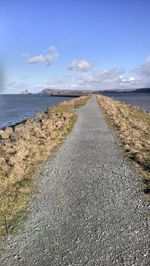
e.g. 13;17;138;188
0;95;91;236
97;95;150;197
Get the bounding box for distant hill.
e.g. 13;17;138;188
39;88;91;96
94;88;150;94
132;88;150;93
39;87;150;96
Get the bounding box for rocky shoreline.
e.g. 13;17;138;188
0;95;90;235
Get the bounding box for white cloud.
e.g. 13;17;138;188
47;46;58;53
26;46;59;64
73;68;136;90
68;59;93;72
5;69;137;94
135;57;150;76
46;68;136;91
6;81;47;94
7;56;150;94
134;57;150;87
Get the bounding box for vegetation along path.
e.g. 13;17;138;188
0;95;149;265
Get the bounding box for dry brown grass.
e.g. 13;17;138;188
52;94;91;113
97;95;150;193
0;95;90;235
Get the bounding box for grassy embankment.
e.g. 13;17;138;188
97;95;150;195
0;95;91;235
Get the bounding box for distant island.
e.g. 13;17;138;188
95;88;150;94
39;88;91;97
38;87;150;96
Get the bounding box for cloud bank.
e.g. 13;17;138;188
5;56;150;94
27;46;59;64
6;81;46;94
66;57;150;90
134;57;150;87
43;68;136;91
74;68;136;90
68;59;93;72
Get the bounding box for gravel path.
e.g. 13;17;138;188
0;96;149;266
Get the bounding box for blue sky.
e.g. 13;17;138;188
1;0;150;93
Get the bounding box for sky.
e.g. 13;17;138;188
1;0;150;93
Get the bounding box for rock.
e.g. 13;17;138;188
0;127;13;139
36;111;47;121
14;124;24;132
13;124;26;139
25;118;35;126
0;130;3;140
0;157;6;165
10;133;17;142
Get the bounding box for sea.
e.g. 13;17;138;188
101;92;150;113
0;93;149;129
0;95;74;129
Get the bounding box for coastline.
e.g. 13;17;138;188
0;95;91;236
0;95;79;130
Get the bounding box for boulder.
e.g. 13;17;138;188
0;127;13;140
25;118;35;126
0;130;3;140
14;124;24;131
36;111;47;121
